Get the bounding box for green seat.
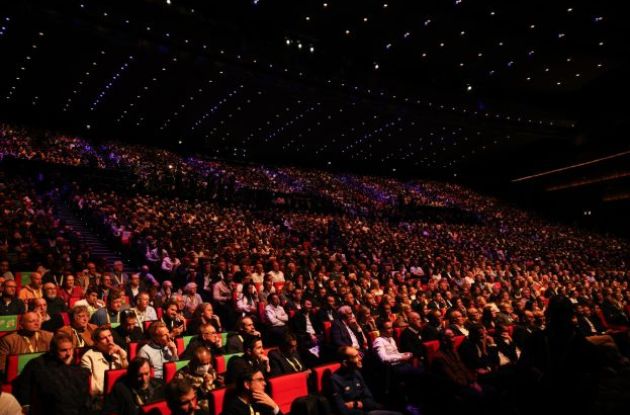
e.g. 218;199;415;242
0;315;18;332
175;359;190;371
220;332;229;345
183;335;194;349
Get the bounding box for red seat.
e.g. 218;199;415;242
323;321;332;343
208;387;228;415
423;340;440;364
163;360;190;383
453;335;465;350
143;320;156;331
69;297;81;308
214;353;243;374
5;352;44;385
175;337;185;356
393;327;403;345
104;368;127;395
60;312;70;326
268;371;309;414
141;400;171;415
312;363;340;394
129;342;139;360
258;302;266;323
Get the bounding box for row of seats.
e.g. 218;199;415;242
123;363;341;415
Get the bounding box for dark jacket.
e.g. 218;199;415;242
399;326;424;359
13;353;91;415
102;375;164;415
225;355;269;385
268;349;305;377
330;368;381;415
222;394;282;415
0;297;25;316
330;320;367;350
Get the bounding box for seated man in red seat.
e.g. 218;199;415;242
222;369;282;415
81;326;129;397
225;335;270;385
164;378;204;415
102;357;165;415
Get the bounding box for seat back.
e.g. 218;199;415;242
141;400;171;415
423;340;440;364
175;337;185;357
453;335;465;350
312;363;340;394
0;315;18;332
5;352;44;384
322;321;332;343
215;353;242;374
268;371;310;414
182;335;194;350
208;387;229;415
129;342;139;360
104;368;127;394
163;360;190;383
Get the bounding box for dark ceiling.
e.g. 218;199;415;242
0;0;628;187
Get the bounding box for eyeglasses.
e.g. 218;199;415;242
251;377;266;382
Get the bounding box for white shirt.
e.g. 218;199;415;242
373;336;408;365
265;304;289;327
81;348;127;395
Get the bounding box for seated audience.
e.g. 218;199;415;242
137;321;178;379
0;312;53;373
102;357;165;415
81;327;129;397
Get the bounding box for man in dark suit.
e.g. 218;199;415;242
225;335;270;385
268;333;306;377
291;298;323;350
222;369;282;415
226;317;261;353
330;306;368;351
399;312;425;361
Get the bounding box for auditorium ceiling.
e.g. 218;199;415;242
0;0;627;185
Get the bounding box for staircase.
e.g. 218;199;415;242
55;202;136;274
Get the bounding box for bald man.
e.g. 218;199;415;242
0;311;53;372
18;272;43;304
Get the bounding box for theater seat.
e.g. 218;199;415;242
163;360;190;383
60;312;70;326
423;340;440;364
143;320;156;331
208;387;228;415
104;368;127;394
0;315;18;333
182;335;194;350
268;371;310;414
323;321;332;343
215;353;242;374
453;335;465;350
129;342;139;360
5;352;44;384
142;400;171;415
175;337;185;356
312;362;340;394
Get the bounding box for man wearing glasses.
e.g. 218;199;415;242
180;322;225;360
223;369;282;415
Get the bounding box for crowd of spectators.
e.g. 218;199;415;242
1;124;630;414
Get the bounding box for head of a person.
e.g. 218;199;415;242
101;274;113;288
199;322;219;344
190;346;213;375
546;295;575;332
20;311;41;333
162;280;173;293
236;369;266;398
136;292;150;311
184;282;197;295
269;293;280;306
149;321;171;347
85;286;99;306
243;335;264;360
449;310;465;326
107;289;124;312
29;272;42;289
467;323;487;344
113;261;124;273
338;305;355;325
92;327;115;354
339;346;362;369
128;357;152;389
2;279;17;298
165;378;198;415
129;273;140;287
121;309;139;332
70;305;90;329
239;317;256;335
30;297;48;316
164;299;180;319
408;312;422;330
379;320;394;338
439;328;456;351
43;282;58;299
50;332;74;365
279;333;298;355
